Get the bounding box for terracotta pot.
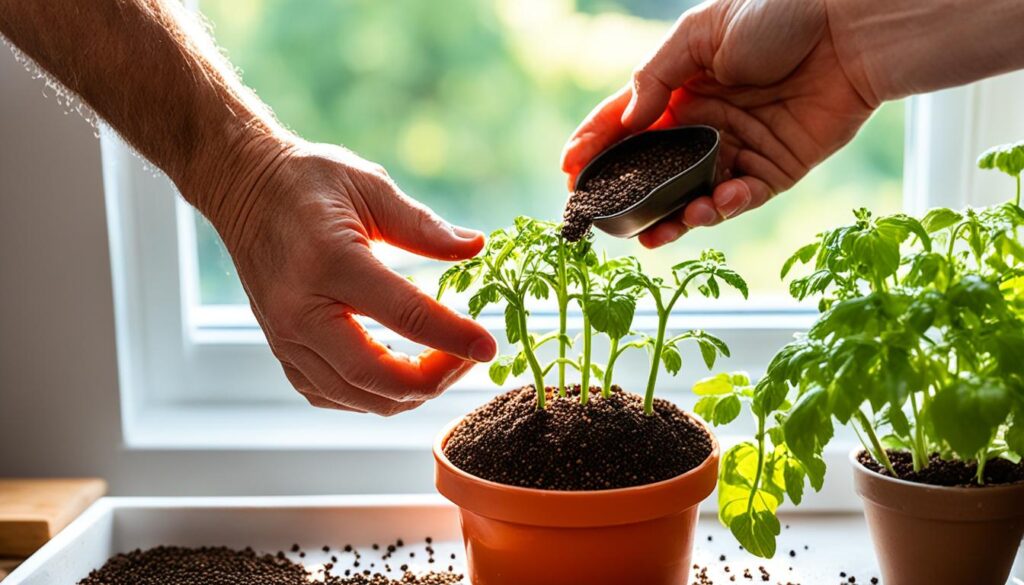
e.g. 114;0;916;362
851;449;1024;585
433;417;719;585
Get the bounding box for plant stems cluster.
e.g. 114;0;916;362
437;217;748;414
698;142;1024;558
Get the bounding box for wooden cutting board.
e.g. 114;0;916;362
0;479;106;558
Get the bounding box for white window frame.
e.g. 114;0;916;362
102;71;1024;505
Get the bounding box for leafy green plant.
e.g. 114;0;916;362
438;216;748;413
700;142;1024;558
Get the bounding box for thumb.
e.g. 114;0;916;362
377;190;485;261
620;69;674;132
621;11;703;131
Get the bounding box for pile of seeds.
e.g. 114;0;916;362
562;132;715;241
76;544;464;585
444;385;713;490
859;450;1024;486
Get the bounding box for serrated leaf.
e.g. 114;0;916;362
587;293;636;339
781;242;819;279
661;344;683;375
504;305;521;344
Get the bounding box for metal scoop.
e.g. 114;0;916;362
575;125;720;239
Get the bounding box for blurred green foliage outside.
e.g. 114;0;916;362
193;0;903;306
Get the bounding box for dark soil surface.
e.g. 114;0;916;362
859;450;1024;487
77;545;463;585
561;132;715;241
444;385;712;490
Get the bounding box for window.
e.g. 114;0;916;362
101;0;1024;479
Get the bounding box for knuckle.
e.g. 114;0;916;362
395;297;432;339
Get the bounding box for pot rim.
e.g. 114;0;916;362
848;447;1024;494
434;411;720;528
849;447;1024;521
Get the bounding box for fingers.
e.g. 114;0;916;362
637;176;775;248
286;345;426;416
335;246;497;362
373;187;486;262
281;363;366;413
303;308;475;401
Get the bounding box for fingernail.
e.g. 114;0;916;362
451;225;483;241
689;204;718;227
716;186;749;219
469;336;496;362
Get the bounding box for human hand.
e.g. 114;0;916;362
561;0;876;248
198;137;497;415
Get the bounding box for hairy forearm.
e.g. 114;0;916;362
0;0;290;222
828;0;1024;105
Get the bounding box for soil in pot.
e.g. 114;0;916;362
443;385;712;490
561;132;715;242
858;450;1024;487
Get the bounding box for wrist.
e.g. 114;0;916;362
823;0;884;108
175;116;299;252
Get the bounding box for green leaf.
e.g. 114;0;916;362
527;275;549;300
932;378;1012;458
978;141;1024;178
694;396;720;424
752;379;788;417
783;458;805;506
781;242;819;279
1006;420;1024;458
488;356;514;385
716;268;750;299
467;283;501;318
587;293;636;339
511;352;528;376
694;373;734;396
729;511;780;559
921;208;962;233
504;305;522;344
661;344;682;375
783;388;833;467
714;394;742;425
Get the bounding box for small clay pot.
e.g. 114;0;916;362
434;417;719;585
851;449;1024;585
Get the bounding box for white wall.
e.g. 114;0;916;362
0;47;430;496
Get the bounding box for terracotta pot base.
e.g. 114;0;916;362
434;417;719;585
851;449;1024;585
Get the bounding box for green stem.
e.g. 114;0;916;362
557;242;568;398
516;304;546;409
1015;175;1021;207
643;312;668;416
976;450;988;485
745;413;768;516
603;337;618;398
580;310;592;405
909;392;927;473
854;410;898;477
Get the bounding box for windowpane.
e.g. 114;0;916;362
192;0;903;307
